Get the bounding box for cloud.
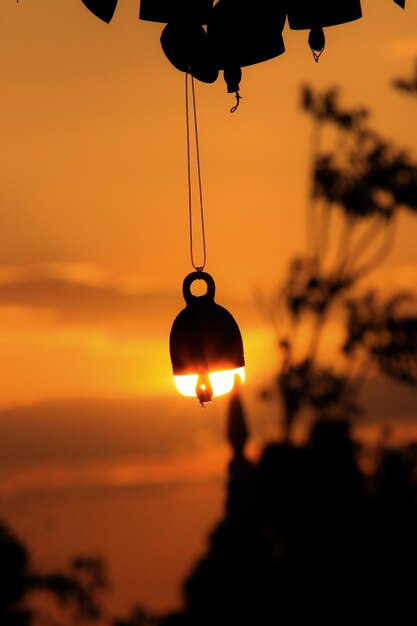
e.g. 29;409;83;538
0;264;262;337
0;395;231;495
0;371;417;496
0;271;180;335
0;396;226;467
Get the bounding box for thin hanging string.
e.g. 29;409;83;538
185;73;207;272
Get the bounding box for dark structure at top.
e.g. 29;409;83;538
81;1;407;95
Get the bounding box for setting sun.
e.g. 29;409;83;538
174;366;246;399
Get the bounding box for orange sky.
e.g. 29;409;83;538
1;0;417;614
0;0;416;408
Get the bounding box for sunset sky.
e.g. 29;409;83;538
1;0;417;616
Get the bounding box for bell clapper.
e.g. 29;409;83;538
196;374;214;407
308;27;326;63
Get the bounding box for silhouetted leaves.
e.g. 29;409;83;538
285;257;352;318
344;292;417;384
301;85;368;130
314;138;417;218
0;524;30;626
278;358;360;430
302;84;417;218
31;556;109;620
393;60;417;94
0;521;109;626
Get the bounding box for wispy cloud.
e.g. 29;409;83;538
0;263;181;336
1;373;417;496
0;263;260;336
0;396;231;495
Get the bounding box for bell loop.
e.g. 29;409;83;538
182;271;216;304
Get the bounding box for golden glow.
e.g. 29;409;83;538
174;367;245;399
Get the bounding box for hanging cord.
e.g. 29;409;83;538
185;73;207;272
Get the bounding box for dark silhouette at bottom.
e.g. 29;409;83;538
160;390;417;626
2;390;417;625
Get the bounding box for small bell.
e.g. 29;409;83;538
207;0;286;70
170;271;245;406
161;22;219;84
139;0;213;24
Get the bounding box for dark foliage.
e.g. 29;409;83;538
0;522;109;626
344;291;417;384
285;256;352;318
163;421;417;625
0;523;31;626
303;84;417;219
393;60;417;95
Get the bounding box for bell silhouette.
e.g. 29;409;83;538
81;0;118;23
207;0;285;70
161;23;219;83
287;0;362;30
139;0;213;24
170;271;245;406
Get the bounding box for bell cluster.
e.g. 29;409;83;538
82;0;406;92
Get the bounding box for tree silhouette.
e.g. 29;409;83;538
259;80;417;441
0;522;30;626
393;60;417;95
0;522;110;626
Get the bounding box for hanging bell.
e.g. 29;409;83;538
170;271;245;406
139;0;213;24
81;0;118;23
287;0;362;30
161;23;219;84
207;0;286;70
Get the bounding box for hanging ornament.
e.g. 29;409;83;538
308;27;325;62
160;22;219;83
81;0;118;23
207;0;286;100
170;271;245;406
169;74;245;405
